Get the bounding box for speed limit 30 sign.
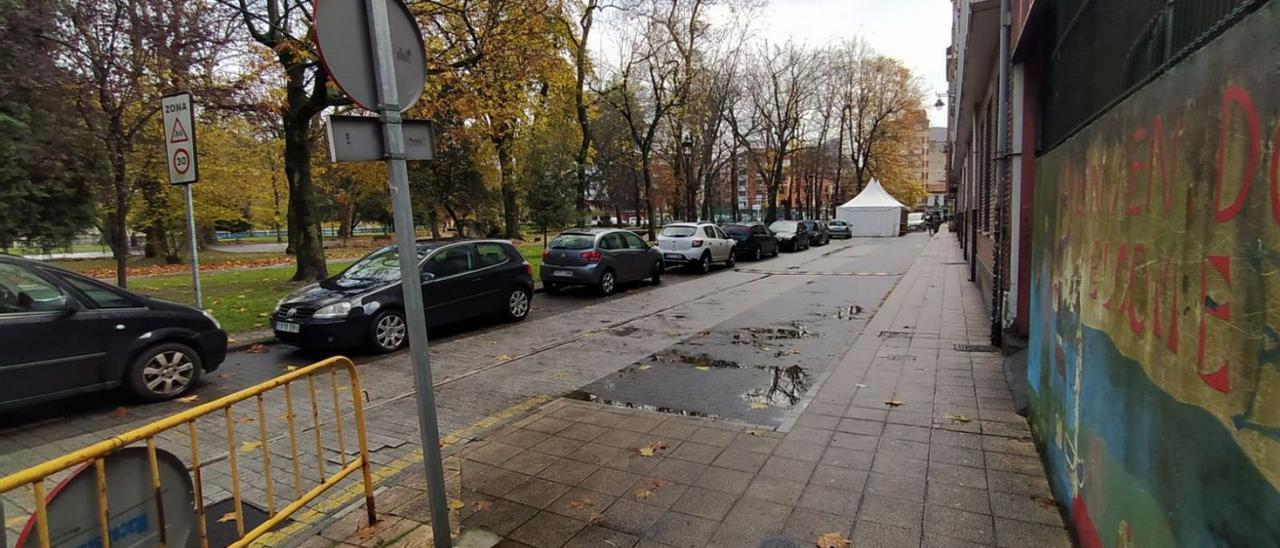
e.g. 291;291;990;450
162;93;198;185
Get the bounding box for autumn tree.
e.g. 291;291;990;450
726;40;815;223
831;41;927;198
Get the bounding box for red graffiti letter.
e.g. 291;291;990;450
1149;115;1181;213
1126;244;1148;336
1271;124;1280;226
1197;255;1231;393
1212;86;1260;223
1127;127;1148;216
1104;243;1128;312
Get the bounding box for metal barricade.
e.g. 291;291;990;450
0;356;376;548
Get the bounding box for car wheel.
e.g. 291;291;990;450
754;247;762;261
505;287;532;321
697;252;712;274
126;342;202;402
543;282;561;294
726;251;736;268
369;309;408;353
598;269;617;296
771;244;779;257
650;262;663;285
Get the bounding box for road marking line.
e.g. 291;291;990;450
253;394;553;546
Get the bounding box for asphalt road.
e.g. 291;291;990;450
0;234;932;541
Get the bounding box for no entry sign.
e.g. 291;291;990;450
162;92;198;184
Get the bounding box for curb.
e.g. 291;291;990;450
226;330;277;352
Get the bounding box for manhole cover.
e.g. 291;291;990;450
758;536;799;548
954;343;1001;353
205;499;289;546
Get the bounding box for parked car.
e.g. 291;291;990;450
656;222;736;273
541;229;663;295
768;220;811;251
272;240;533;352
801;220;831;246
722;222;779;261
828;219;852;239
907;212;926;232
0;254;228;409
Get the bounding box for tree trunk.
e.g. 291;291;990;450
730;150;740;222
271;172;284;243
283;111;327;281
632;172;642;233
429;209;441;240
642;156;656;241
495;133;521;239
108;138;129;288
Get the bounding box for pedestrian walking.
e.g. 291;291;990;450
927;212;941;236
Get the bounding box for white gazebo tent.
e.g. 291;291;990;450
835;179;907;237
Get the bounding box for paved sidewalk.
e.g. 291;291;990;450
306;232;1073;548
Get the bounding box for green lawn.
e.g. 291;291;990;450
8;243;111;256
515;242;546;282
132;260;355;335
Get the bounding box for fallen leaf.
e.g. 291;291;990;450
239;441;262;453
587;512;606;525
1032;495;1057;509
355;526;379;541
884;400;904;408
285;365;299;372
633;488;654;499
496;354;513;361
246;343;269;354
237;416;255;424
447;499;465;511
637;364;652;371
177;395;200;403
217;512;238;524
226;337;237;344
746;429;769;437
554;371;570;379
637;446;656;457
946;414;972;424
695;366;710;371
569;498;594;510
635;440;669;457
471;500;494;512
748;402;768;410
697;330;711;336
815;531;851;548
855;383;868;388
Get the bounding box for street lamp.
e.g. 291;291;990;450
681;137;694;220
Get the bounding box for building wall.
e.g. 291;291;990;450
1028;3;1280;546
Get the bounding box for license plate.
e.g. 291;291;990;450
275;321;300;334
553;270;574;277
665;253;683;260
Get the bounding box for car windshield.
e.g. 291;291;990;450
338;244;433;283
830;221;848;227
549;234;595;250
769;221;798;232
722;225;751;237
661;226;697;237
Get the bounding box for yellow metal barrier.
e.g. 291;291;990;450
0;356;377;548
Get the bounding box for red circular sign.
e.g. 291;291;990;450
173;148;191;175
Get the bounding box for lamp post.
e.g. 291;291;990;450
681;137;694;221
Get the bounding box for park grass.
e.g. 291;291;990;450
131;259;355;335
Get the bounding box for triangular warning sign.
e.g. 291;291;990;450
170;118;189;144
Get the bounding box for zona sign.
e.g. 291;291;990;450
161;92;198;184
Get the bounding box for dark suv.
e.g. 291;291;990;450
272;239;534;352
801;221;831;246
0;254;227;409
541;229;664;295
722;222;779;260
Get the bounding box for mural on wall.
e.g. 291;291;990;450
1029;3;1280;547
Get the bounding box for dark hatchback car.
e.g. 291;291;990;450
272;240;534;352
541;229;663;295
801;220;831;246
768;220;811;251
722;223;779;261
0;254;227;410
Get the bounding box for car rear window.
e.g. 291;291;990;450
549;234;595;250
661;226;697;237
769;221;798;232
723;225;750;235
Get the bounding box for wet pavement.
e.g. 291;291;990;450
572;239;921;428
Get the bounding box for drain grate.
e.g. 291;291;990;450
883;354;917;362
954;343;1001;353
942;261;968;265
878;330;914;339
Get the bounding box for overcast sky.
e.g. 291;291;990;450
594;0;953;127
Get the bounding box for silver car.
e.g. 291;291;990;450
828;219;852;239
541;229;664;296
656;222;736;274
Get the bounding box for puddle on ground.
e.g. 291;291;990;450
834;305;864;320
742;364;812;407
645;349;742;369
731;321;815;344
565;390;715;418
610;325;642;337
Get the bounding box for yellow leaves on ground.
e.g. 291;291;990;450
496;354;513;361
634;479;669;499
695;366;710;371
946;413;971;424
884;400;904;408
177;394;199;403
637;364;652;370
217;512;238;523
748;402;769;410
815;531;851;548
239;441;262;453
246;343;269;353
447;499;465;511
569;498;595;510
471;500;494;512
635;440;669;457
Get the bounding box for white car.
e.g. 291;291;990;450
656;222;735;274
907;212;925;232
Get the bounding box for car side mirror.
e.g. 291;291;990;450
58;295;80;314
420;271;436;282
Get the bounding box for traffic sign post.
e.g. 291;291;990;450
314;1;450;546
161;92;203;309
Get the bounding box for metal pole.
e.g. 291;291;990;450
185;183;203;309
363;1;452;546
992;0;1010;347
